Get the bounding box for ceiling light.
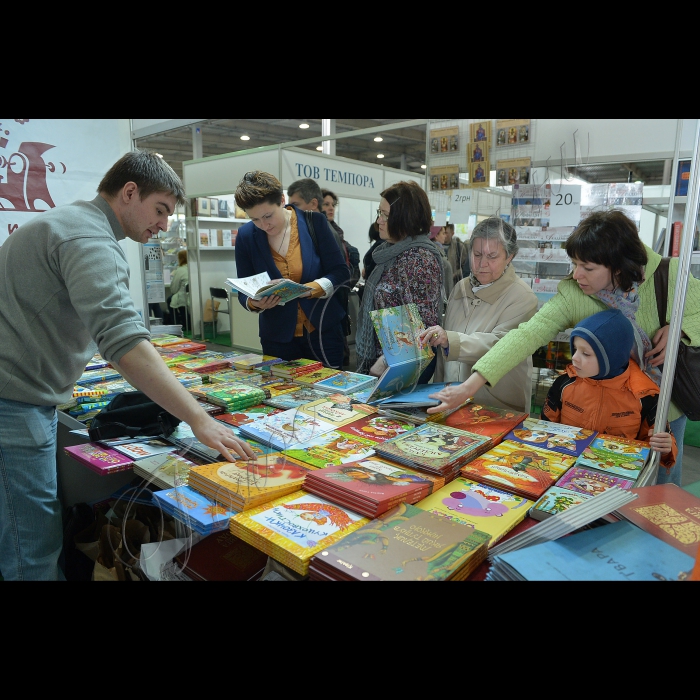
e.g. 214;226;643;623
240;135;250;141
374;136;383;142
299;122;310;129
377;154;384;159
316;146;323;151
421;164;427;169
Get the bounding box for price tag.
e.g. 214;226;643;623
548;184;581;228
449;190;473;224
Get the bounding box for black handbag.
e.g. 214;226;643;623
87;391;181;441
653;257;700;421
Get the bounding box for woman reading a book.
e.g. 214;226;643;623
418;217;538;413
233;171;348;370
355;180;445;383
426;209;700;487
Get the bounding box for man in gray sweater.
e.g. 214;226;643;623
0;150;254;581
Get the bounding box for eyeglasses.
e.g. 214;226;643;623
376;209;389;221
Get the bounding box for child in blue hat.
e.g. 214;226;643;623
542;308;677;471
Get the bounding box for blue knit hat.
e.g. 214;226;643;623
569;309;634;380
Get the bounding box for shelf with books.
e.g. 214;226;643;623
194;216;249;224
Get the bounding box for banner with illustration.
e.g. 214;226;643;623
0;119;123;246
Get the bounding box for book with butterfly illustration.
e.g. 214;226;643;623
225;271;310;305
460;439;576;501
504;417;598;457
366;304;435;404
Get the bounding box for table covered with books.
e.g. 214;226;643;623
60;311;700;582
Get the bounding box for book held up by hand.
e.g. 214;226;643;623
225;272;311;305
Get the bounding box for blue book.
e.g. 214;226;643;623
152;485;235;536
372;382;454;408
488;520;695;581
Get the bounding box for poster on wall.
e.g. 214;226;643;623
495;119;531;147
429;126;460;155
470;121;492;144
430;164;460;191
0;119;123;247
496;157;531;187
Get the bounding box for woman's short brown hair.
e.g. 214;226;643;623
234;171;284;211
565;210;647;292
380;180;432;241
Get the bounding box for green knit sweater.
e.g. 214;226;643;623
473;245;700;421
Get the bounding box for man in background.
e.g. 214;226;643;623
444;223;470;284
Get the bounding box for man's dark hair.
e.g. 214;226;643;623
288;178;324;212
565;210;647;292
98;149;186;205
379;180;432;241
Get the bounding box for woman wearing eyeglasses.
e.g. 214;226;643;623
355;180;445;382
417;217;538;413
233;171;349;369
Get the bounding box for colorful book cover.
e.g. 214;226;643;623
505;417;598;457
444;402;528;444
262;386;331;410
132;452;196;489
238;408;338;451
292;367;342;384
111;438;177;461
556;465;635;496
283;430;377;468
309;502;490;581
615;483;700;557
297;397;374;428
271;359;323;376
337;413;417;443
215;406;281;427
64;443;134;475
304;458;442;517
376;423;491;473
574;434;650;481
226;273;311;304
489;520;695;581
529;485;594;521
152;485;236;535
229;491;369;576
374;382;452;408
460;439;576;500
232;353;285;370
415;476;533;546
312;371;377;395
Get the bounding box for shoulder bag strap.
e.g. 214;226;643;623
653;257;670;327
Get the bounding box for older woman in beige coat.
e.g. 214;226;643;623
418;217;538;413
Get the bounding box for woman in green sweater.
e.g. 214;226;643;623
428;210;700;486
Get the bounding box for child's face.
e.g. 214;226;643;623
572;337;599;378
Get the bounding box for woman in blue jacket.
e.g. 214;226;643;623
233;171;348;369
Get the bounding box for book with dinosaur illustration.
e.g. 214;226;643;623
414;476;534;546
307;502;490;581
460;439;576;501
229;490;369;576
366;304;434;404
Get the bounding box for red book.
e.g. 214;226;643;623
671;221;683;257
64;443;134;475
445;403;528;447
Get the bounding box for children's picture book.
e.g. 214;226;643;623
529;485;594;521
231;353;285;370
486;520;695;581
372;382;453;409
415;476;534;546
556;465;635;497
574;434;651;481
271;358;324;378
337;413;417;444
308;502;490;582
229;490;369;576
614;483;700;557
262;386;329;410
238;407;338;451
283;430;377;469
303;457;444;518
152;484;236;536
292;367;342;384
64;443;134;476
366;304;434;404
296;397;374;429
505;417;598;457
214;406;281;427
225;271;310;305
444;402;528;446
460;439;576;501
111;438;177;461
376;423;491;476
311;371;377;396
132;452;196;490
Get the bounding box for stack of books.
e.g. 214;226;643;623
262;386;329;410
311;371;377;396
229;490;369;576
283;430;377;469
503;417;598;458
444;403;529;448
186;453;315;512
573;434;651;482
214;406;281;428
207;369;284;390
374;423;492;483
302;456;445;518
231;353;285;371
132;452;196;489
336;413;417;444
75;367;123;386
152;484;237;536
292;367;342;385
174;357;233;375
308;502;490;581
296;397;375;430
238;407;338;451
170;371;204;389
202;384;269;412
270;358;323;380
414;476;534;547
85;353;109;371
64;443;134;475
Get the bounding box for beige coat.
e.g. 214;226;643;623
433;264;538;413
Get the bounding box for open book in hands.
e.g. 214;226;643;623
225;272;311;305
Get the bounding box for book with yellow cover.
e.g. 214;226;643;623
460;439;575;501
414;476;533;546
296;397;375;429
229;490;369;575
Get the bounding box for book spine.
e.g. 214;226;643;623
671;221;683;257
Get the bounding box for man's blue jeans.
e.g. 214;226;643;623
0;398;64;580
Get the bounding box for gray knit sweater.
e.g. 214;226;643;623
0;195;149;406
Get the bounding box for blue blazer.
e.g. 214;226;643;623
235;206;348;343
